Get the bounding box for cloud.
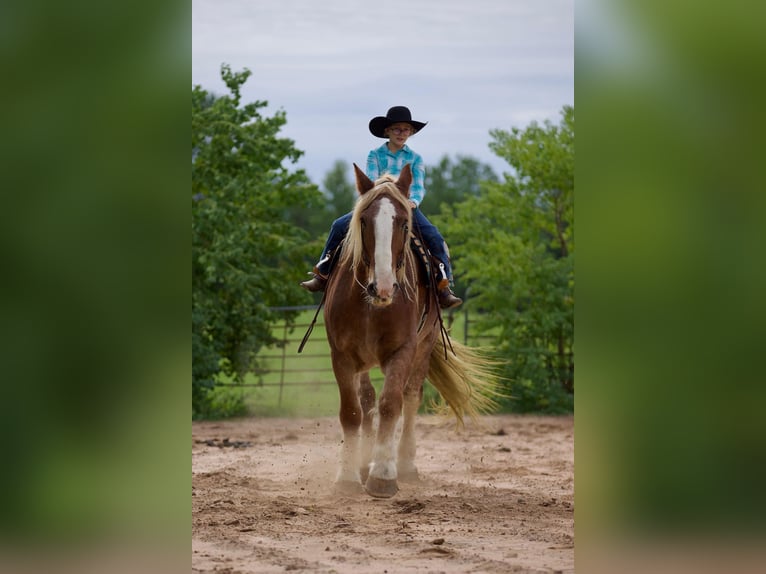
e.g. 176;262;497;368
193;0;573;182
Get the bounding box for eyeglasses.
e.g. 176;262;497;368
388;126;412;135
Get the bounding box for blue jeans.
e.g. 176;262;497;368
314;209;454;285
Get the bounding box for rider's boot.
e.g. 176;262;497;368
300;272;327;292
435;261;462;309
437;280;462;309
300;254;332;293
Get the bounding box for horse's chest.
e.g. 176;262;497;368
330;315;414;361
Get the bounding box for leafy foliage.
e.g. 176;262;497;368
422;155;498;217
192;65;322;418
423;155;499;299
322;159;357;221
436;106;574;412
285;159;356;241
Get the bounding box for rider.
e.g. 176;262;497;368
300;106;462;309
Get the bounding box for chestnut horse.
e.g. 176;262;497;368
323;163;497;498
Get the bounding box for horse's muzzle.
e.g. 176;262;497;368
366;282;399;306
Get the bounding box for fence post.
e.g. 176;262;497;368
278;320;288;406
464;305;469;345
462;287;471;344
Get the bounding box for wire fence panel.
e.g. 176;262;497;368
214;306;571;405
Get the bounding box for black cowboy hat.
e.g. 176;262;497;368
369;106;427;138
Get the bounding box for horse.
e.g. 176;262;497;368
323;163;498;498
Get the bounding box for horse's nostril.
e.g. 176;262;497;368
367;283;377;297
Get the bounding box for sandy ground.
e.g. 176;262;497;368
192;414;574;574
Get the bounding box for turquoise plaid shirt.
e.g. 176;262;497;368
366;143;426;207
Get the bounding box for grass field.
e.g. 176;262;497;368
214;308;479;417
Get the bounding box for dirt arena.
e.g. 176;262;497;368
192;414;574;573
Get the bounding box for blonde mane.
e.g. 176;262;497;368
338;175;416;290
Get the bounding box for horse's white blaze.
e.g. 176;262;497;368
372;198;397;299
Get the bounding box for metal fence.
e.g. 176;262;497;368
217;305;571;405
214;305;483;405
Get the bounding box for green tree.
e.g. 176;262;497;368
322;159;356;221
422;155;498;216
286;159;355;240
436;106;574;412
423;155;499;301
192;65;322;418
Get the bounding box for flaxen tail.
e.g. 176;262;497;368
426;337;504;428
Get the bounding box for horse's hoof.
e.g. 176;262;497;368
398;468;420;483
360;466;370;484
365;476;399;498
334;480;364;496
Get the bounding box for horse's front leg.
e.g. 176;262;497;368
397;380;424;482
365;346;415;498
332;354;364;495
359;372;376;484
398;350;430;482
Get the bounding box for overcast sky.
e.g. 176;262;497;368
192;0;573;184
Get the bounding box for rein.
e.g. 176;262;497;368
297;246;341;354
297;289;326;354
410;223;455;360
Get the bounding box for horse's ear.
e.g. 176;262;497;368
353;163;374;195
396;163;412;199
